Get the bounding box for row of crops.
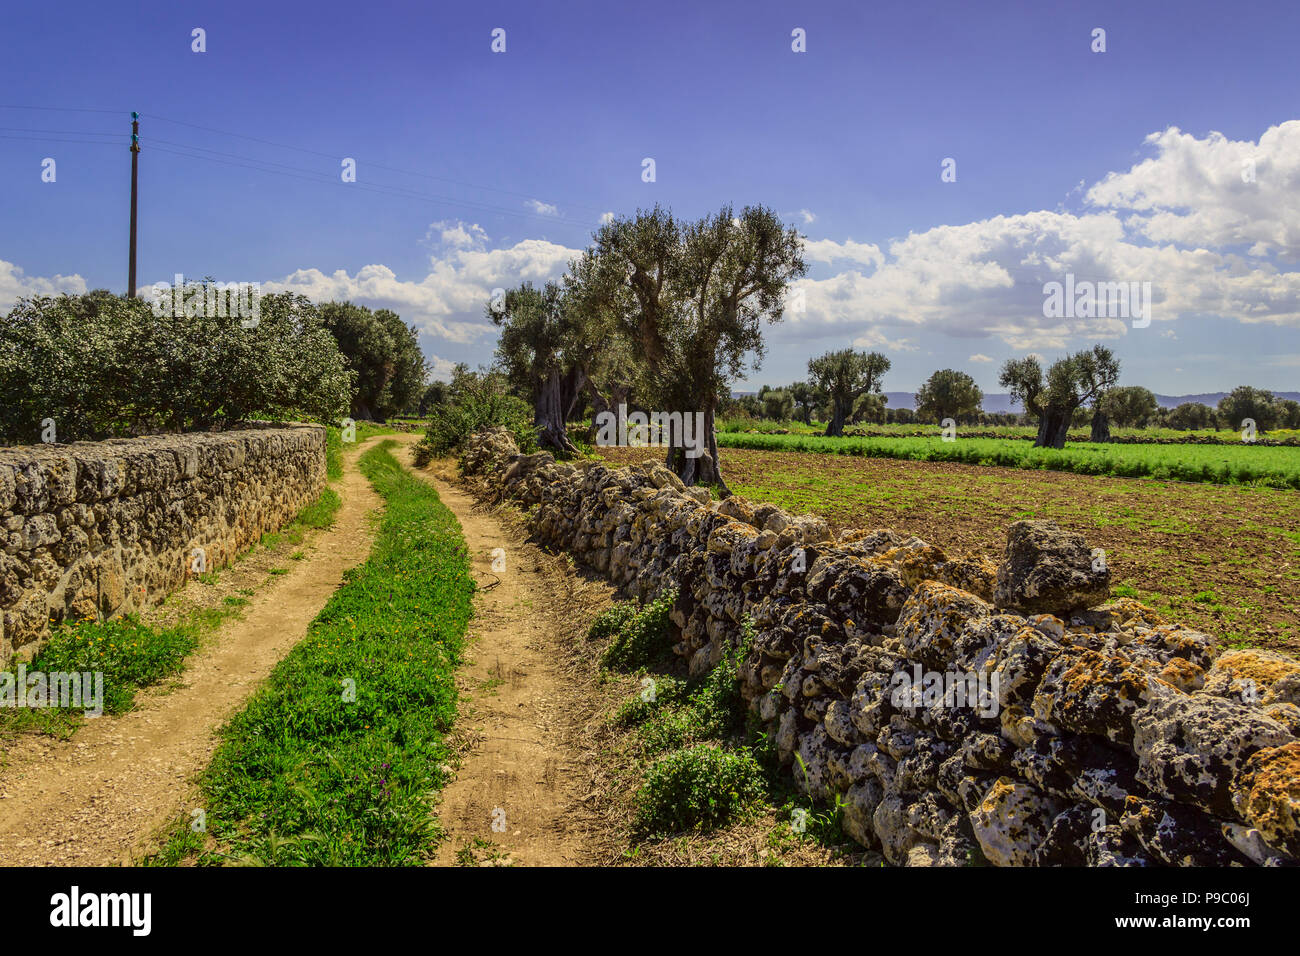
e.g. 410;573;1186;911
714;431;1300;489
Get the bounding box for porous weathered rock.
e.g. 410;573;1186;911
995;519;1109;615
1132;692;1295;817
1203;648;1300;707
1230;740;1300;858
1118;794;1249;866
968;777;1065;867
895;582;992;669
1032;647;1176;745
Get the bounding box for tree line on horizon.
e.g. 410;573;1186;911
6;226;1293;482
729;369;1299;444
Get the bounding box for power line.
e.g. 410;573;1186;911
146;141;602;228
0;104;606;229
0;105;122;115
0;126;121;136
140;110;612;218
0;133;120;146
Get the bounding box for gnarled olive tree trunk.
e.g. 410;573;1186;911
535;368;578;452
824;400;849;437
1034;407;1073;448
664;405;729;496
587;382;629;442
1090;410;1111;443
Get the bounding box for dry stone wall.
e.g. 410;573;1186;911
0;425;327;660
461;426;1300;867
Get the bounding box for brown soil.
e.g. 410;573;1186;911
407;451;614;866
0;436;389;866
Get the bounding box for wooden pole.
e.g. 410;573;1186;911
128;111;139;298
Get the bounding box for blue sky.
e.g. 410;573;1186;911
2;0;1298;395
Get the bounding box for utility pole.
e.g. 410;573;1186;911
128;111;139;298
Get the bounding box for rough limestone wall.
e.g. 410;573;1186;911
0;425;327;660
460;426;1300;867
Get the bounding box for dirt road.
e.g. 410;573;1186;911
0;433;607;867
0;436;388;866
410;452;604;867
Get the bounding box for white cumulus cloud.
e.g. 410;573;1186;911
263;227;578;344
0;261;86;314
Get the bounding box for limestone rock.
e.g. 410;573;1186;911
968;777;1065;867
995;519;1109;615
1132;692;1295;817
1230;740;1300;858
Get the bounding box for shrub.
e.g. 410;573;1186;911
0;288;353;444
587;601;640;644
685;636;749;739
412;371;537;464
614;627;749;754
598;589;677;670
634;744;765;834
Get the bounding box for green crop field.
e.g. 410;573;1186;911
718;417;1300;443
714;431;1300;489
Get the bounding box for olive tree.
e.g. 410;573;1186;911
490;280;599;452
914;368;983;424
1218;386;1281;433
788;381;824;424
318;301;426;422
808;348;891;436
999;345;1120;448
1099;385;1158;428
1166;401;1216;431
572;204;806;491
1278;398;1300;429
851;391;887;424
760;388;794;421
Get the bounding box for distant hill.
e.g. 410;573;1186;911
1151;391;1300;408
735;390;1300;413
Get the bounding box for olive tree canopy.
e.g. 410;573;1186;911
914;368;983;424
318;301;426;423
572;203;806;491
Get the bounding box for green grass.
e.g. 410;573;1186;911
0;617;199;737
718;417;1300;444
325;422;398;479
145;440;474;866
295;488;341;530
325;426;345;480
0;597;259;740
715;431;1300;489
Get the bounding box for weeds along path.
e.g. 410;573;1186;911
407;446;604;867
0;435;390;866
